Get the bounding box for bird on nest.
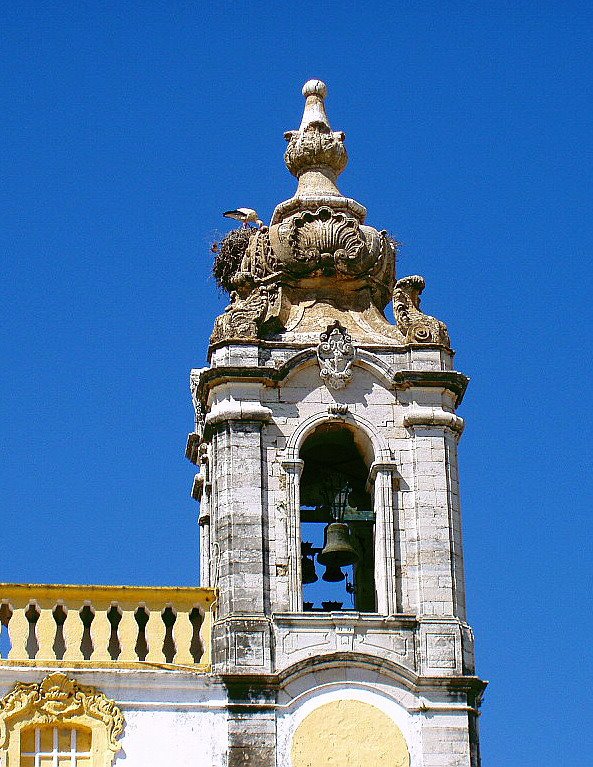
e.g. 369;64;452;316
223;208;264;228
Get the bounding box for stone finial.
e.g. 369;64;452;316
284;79;348;190
299;79;330;130
272;79;367;224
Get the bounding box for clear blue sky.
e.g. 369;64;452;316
2;2;592;764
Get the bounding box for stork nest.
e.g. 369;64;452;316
211;227;256;294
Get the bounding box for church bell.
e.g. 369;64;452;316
301;542;318;584
321;562;346;582
301;555;318;584
317;522;359;570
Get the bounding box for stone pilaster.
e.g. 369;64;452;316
369;460;401;615
207;390;274;674
225;680;277;767
400;402;466;619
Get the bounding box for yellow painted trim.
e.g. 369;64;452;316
0;583;216;604
0;673;124;767
0;660;211;673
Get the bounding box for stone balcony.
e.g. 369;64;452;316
0;583;215;671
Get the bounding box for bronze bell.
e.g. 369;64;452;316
317;522;359;569
322;562;346;582
301;554;318;584
301;541;318;584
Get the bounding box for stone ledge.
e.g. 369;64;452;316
204;400;273;428
393;370;469;406
273;612;417;627
185;431;201;464
194;365;468;407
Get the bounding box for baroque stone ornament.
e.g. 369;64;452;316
208;81;452;347
317;321;355;389
0;673;124;765
210;283;281;344
284;80;348;185
393;275;450;346
281;206;378;277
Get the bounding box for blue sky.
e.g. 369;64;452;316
2;2;592;764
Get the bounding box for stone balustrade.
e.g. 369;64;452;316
0;583;215;669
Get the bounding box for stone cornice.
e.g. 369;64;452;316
368;460;401;482
208;337;453;358
280;457;305;475
204;400;273;428
393;370;469;406
191;472;205;500
195;365;469;408
218;651;487;699
185;431;201;464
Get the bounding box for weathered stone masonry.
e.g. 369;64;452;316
187;80;486;766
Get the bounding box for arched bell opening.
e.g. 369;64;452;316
299;423;376;612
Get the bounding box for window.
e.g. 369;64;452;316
21;726;92;767
0;674;123;767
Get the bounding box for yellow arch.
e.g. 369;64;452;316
291;699;409;767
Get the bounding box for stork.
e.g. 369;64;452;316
223;208;264;228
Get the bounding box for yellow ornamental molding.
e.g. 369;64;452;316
0;672;124;766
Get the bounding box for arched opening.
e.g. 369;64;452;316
299;423;376;612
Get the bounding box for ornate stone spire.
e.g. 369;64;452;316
272;80;367;224
209;80;450;350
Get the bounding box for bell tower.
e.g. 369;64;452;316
187;80;485;767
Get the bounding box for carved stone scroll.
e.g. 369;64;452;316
210;285;275;344
393;275;450;346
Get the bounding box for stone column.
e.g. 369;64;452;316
280;457;304;613
369;460;401;616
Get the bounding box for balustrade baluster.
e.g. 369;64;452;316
172;609;194;665
62;604;85;661
34;603;57;660
199;606;213;666
7;604;29;660
144;606;166;663
89;605;112;661
117;606;139;661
